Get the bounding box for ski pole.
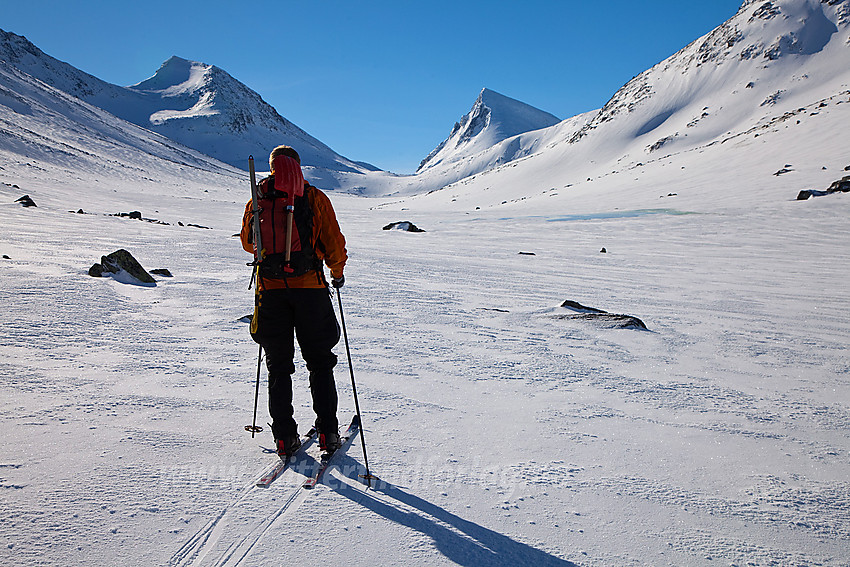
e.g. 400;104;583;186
335;287;376;487
245;344;264;437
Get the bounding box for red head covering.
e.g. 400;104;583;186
272;154;304;202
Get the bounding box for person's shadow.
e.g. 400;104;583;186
325;455;579;566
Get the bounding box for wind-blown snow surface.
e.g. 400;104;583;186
1;1;850;565
2;149;850;566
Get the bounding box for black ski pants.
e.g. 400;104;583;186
251;287;340;441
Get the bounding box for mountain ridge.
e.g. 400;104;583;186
0;29;373;181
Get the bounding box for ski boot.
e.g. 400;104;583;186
276;432;302;458
319;430;341;454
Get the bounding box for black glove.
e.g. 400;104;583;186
331;275;345;288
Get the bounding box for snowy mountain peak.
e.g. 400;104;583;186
417;87;560;172
130;56;209;95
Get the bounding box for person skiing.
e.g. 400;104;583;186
240;145;347;458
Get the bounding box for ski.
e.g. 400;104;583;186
302;415;360;490
256;427;316;488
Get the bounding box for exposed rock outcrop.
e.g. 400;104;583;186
88;249;156;285
383;221;426;233
15;195;36;207
555;300;648;330
797;175;850;200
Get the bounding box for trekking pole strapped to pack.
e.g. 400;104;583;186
248;156;264;266
246;156;264;436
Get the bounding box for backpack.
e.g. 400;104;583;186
255;156;321;279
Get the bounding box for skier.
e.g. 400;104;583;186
240;145;347;458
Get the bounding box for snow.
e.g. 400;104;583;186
130;57;210;96
417;88;561;173
2;163;849;565
2;0;850;565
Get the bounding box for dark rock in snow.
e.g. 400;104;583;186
150;269;173;277
797;175;850;200
773;168;793;176
518;251;536;256
15;195;36;207
556;300;647;330
600;247;607;253
111;211;173;225
383;221;425;233
797;190;827;200
560;300;607;314
89;249;156;285
3;255;11;260
826;175;850;193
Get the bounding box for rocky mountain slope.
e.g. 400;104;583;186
0;29;375;182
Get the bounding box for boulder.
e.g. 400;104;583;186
797;175;850;200
150;269;173;277
826;175;850;193
796;190;827;200
383;221;425;233
15;195;36;207
556;300;647;330
89;249;156;285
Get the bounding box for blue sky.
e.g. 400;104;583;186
3;0;744;173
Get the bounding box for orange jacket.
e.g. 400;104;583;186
241;181;347;290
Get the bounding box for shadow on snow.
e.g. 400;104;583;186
327;455;578;567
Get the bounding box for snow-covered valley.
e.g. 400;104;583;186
2;0;850;565
2;163;849;565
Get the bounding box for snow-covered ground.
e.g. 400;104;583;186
2;132;849;566
2;1;849;564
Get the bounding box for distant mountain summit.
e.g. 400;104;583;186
418;88;560;172
123;56;380;176
0;29;375;180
